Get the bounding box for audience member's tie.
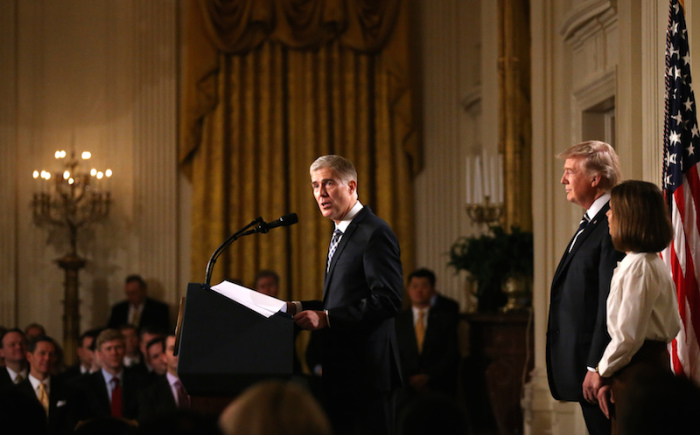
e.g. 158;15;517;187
38;382;49;416
111;377;123;418
569;212;590;252
415;309;426;353
327;229;343;271
14;373;24;384
174;380;190;409
131;307;140;327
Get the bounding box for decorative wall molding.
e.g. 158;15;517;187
560;0;618;50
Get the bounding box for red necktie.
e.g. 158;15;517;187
111;377;123;418
175;380;190;409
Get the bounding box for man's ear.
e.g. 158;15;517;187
348;179;357;194
590;175;601;188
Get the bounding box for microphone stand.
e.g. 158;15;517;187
204;217;264;287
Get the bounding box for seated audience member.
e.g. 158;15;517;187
119;325;143;369
593;181;681;432
62;329;101;382
0;328;28;387
0;325;6;366
254;270;281;298
75;329;149;422
138;326;165;374
25;322;47;340
107;274;170;332
219;380;331;435
145;337;167;376
138;334;190;424
16;335;79;434
395;268;460;399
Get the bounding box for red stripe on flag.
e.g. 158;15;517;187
671;338;684;374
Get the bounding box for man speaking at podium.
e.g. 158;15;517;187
287;155;404;435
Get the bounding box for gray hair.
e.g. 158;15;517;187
309;155;358;184
557;140;622;191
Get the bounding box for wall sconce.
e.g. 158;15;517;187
466;152;504;226
31;149;112;365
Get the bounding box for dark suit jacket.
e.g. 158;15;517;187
74;368;149;420
0;366;14;388
395;303;460;396
546;203;625;401
137;375;177;424
16;376;78;435
301;207;403;426
107;297;170;331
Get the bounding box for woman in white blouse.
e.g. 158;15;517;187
595;180;680;430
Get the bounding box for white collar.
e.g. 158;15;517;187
586;193;610;220
28;373;50;391
334;201;363;233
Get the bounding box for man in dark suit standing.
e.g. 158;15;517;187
288;155;403;435
107;275;170;331
16;336;78;434
546;141;624;435
395;268;460;400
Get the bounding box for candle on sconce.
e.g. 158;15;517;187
466;157;472;205
474;155;483;202
497;154;504;203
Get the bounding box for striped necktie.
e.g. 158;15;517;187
569;212;590;252
327;229;343;271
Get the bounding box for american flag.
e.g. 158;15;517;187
663;0;700;382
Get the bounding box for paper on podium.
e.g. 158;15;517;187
210;281;286;318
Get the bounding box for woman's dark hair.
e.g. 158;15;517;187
609;180;673;253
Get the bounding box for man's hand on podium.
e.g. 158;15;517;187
294;310;329;330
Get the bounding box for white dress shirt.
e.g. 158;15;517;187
597;252;681;377
28;374;50;400
101;368;124;402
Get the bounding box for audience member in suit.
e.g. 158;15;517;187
145;337;167;376
138;334;190;424
395;268;460;402
546;141;624;435
287;155;404;435
75;329;149;422
16;335;78;434
0;328;28;387
107;274;170;332
118;324;144;370
61;329;101;383
138;326;165;375
24;322;46;340
219;380;331;435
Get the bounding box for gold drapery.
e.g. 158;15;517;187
180;0;418;304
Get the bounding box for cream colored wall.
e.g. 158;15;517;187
414;0;495;312
0;0;189;334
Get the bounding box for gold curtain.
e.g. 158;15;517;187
180;0;418;303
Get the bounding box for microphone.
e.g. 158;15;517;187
257;213;298;233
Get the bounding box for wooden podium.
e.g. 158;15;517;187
176;283;295;414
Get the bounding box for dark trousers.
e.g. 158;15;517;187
580;400;611;435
